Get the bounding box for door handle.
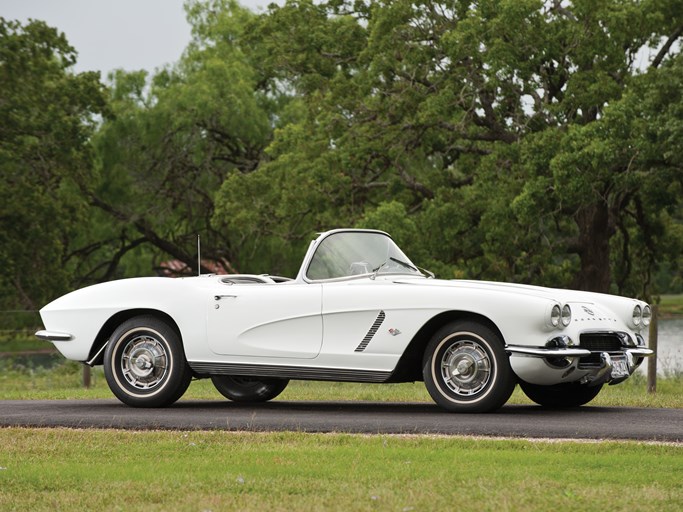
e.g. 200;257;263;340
214;295;237;300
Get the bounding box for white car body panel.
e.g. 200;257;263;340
207;283;322;359
37;229;653;408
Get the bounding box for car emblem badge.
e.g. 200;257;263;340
388;328;401;336
582;306;595;316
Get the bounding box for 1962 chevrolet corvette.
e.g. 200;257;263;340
36;229;653;412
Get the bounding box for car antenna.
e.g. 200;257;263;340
197;234;201;276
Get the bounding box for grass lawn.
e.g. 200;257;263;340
0;428;681;512
1;300;681;511
659;294;683;317
1;353;682;408
1;338;682;510
0;359;682;408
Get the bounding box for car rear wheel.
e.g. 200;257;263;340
211;375;289;402
422;320;516;413
104;315;192;407
519;380;603;408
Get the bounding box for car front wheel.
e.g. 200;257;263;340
422;320;516;413
104;315;192;407
211;375;289;402
519;380;603;408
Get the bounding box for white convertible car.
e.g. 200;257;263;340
36;229;653;412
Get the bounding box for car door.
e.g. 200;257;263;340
207;282;323;359
319;279;421;365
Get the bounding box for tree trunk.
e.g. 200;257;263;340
572;202;612;293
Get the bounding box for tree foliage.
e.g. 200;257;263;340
86;0;286;276
1;1;682;311
210;0;683;295
0;18;106;308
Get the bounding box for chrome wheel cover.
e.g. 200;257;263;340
120;333;168;390
440;339;491;396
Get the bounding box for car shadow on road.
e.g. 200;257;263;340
168;399;626;416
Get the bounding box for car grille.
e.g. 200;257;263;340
578;332;624;368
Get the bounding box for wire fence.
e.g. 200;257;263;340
0;310;94;387
0;310;50;356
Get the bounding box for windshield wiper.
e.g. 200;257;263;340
393;258;435;278
389;257;417;272
371;257;421;280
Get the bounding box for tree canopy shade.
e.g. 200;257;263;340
211;0;683;295
0;18;106;308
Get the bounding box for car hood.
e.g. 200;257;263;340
391;277;630;306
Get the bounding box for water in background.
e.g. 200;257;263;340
647;317;683;376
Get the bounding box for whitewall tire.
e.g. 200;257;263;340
103;315;192;407
422;320;516;413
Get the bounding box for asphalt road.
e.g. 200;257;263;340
1;399;681;442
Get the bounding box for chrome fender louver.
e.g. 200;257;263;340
355;310;386;352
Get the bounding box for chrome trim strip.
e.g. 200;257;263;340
506;346;591;357
85;341;109;367
507;340;654;359
626;348;654;357
188;361;391;383
35;330;73;342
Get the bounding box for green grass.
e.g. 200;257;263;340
1;359;682;408
0;332;48;353
0;428;681;511
1;342;681;511
659;294;683;317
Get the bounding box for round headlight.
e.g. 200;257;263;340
632;304;642;326
550;304;561;327
641;305;652;326
561;304;572;327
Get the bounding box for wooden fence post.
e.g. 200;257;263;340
647;305;658;394
83;365;91;389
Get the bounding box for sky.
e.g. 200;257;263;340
1;1;666;78
0;0;275;78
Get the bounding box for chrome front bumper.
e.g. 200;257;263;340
507;335;654;387
35;330;73;342
507;345;653;359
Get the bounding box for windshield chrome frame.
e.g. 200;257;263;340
296;229;423;284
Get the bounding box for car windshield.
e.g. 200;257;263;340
306;231;423;280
